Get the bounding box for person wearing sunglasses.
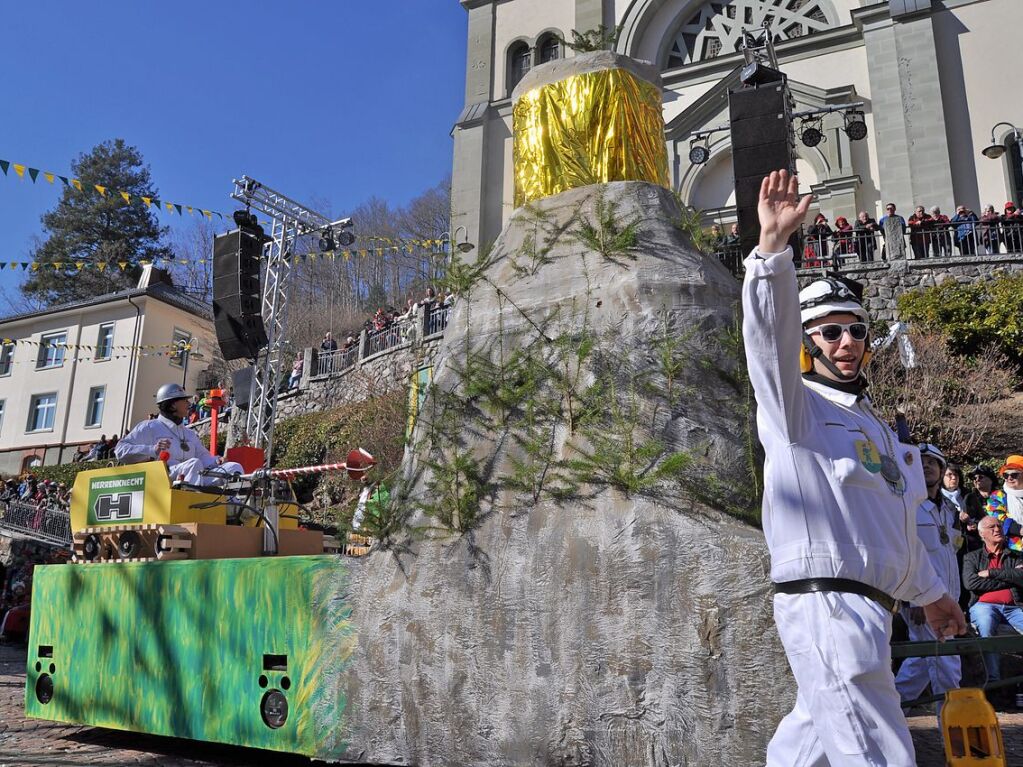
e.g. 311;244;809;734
743;170;966;766
983;455;1023;544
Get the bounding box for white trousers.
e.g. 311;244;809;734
169;458;244;486
894;607;961;716
766;592;915;767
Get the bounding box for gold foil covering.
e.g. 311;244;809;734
513;68;669;207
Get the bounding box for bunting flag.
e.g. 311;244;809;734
0;337;192;351
0;154;237;222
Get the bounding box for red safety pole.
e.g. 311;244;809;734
207;388;226;457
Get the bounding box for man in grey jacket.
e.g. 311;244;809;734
744;170;966;766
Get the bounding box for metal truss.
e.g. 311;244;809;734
230;176;332;553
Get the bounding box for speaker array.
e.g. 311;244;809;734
728;81;797;256
213;227;269;361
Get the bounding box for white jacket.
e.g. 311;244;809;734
913;496;961;601
115;414;217;470
742;247;945;606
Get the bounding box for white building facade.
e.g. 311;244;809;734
452;0;1023;245
0;279;214;475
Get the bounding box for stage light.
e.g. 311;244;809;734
318;231;336;252
689;140;710;165
336;230;355;248
799;121;824;148
843;110;868;141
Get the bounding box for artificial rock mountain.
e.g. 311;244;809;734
336;179;792;766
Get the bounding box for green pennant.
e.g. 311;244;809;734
152;199;160;210
0;160;8;175
58;175;69;186
173;203;182;215
28;168;40;183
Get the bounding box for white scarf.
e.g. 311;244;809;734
941;487;966;513
1006;487;1023;526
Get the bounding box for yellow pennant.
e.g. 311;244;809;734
96;262;107;272
120;192;131;203
70;179;82;191
186;206;193;215
202;209;212;219
13;164;25;178
53;262;63;269
95;185;107;196
164;202;174;212
118;262;128;271
44;172;54;184
142;197;152;207
75;262;84;270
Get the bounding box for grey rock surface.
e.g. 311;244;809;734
338;181;792;766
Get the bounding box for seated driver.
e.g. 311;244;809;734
115;383;243;487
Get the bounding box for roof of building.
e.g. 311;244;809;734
0;283;212;326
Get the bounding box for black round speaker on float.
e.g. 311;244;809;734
117;530;142;559
260;689;288;729
82;533;102;561
36;673;54;704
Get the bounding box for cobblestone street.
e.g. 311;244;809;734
2;642;1022;766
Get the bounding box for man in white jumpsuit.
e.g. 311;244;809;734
115;383;243;486
894;443;962;716
745;170;966;766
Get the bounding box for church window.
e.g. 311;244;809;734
538;34;561;64
665;0;839;69
508;42;532;92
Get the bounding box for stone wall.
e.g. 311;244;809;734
223;330;444;446
797;252;1023;322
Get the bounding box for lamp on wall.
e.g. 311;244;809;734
982;122;1023;205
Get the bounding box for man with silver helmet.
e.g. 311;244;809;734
894;442;963;718
115;383;243;486
744;170;966;766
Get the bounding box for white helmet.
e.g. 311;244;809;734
918;443;947;469
156;383;189;404
798;278;868;325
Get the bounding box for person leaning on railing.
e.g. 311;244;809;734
1003;201;1023;253
980;204;1002;254
951;205;979;256
853;211;879;262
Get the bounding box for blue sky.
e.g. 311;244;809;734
0;1;467;305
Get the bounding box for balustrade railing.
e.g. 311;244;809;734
316;344;358;377
424;303;450;337
712;219;1023;276
0;500;72;548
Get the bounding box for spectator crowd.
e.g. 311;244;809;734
710;200;1023;266
305;286;453;384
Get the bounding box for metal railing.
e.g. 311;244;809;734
712;219;1023;275
424;303;450;337
0;500;72;548
316;345;358;377
364;320;409;358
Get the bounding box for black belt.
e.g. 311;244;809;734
773;578;899;614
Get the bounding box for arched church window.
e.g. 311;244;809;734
537;34;561;64
508;41;532;92
666;0;840;69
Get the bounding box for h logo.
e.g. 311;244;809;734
94;493;133;521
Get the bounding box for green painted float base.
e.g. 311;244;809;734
25;556;353;760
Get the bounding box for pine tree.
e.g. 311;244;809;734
21;139;173;305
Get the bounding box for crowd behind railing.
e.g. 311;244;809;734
306;288;453;382
0;477;73;549
710;200;1023;272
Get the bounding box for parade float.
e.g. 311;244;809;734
26;51;792;765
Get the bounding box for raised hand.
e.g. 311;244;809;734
757;169;812;254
